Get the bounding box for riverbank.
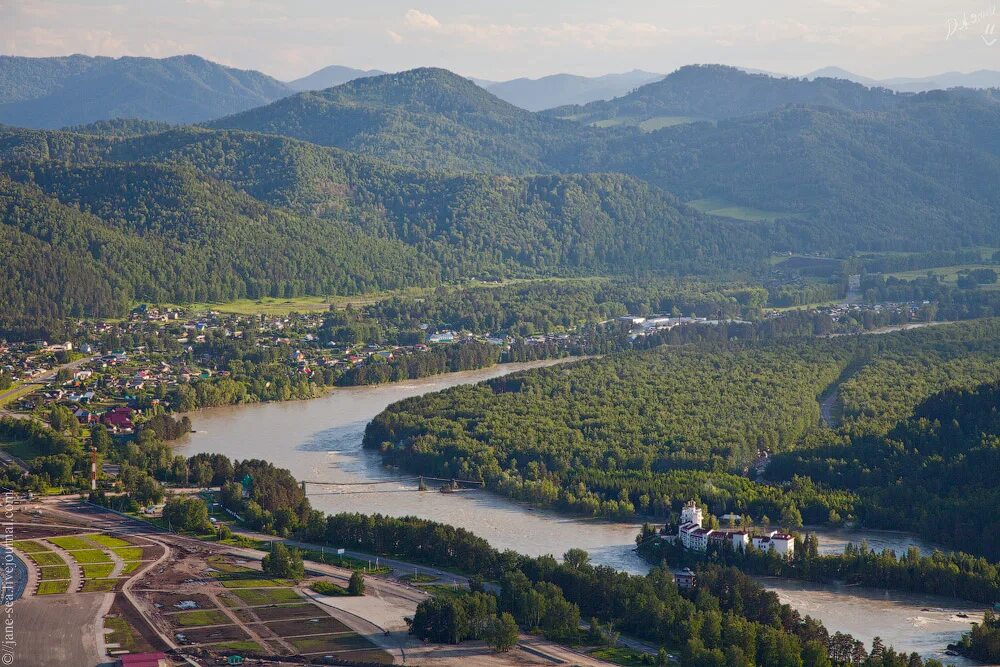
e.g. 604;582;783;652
176;358;996;664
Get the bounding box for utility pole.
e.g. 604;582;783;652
90;446;97;491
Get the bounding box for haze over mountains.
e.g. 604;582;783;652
0;54;291;128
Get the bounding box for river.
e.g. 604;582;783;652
176;359;991;665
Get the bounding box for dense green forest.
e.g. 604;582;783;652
768;376;1000;559
0;123;770;327
365;320;1000;527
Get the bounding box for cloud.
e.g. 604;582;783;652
404;9;441;30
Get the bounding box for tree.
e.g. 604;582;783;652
563;548;591;569
91;424;113;453
348;570;365;596
486;612;519;653
780;504;803;530
162;496;212;533
49;405;79;436
261;542;305;581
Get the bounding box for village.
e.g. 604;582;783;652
0;304;585;432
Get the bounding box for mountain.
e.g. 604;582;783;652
286;65;387;91
0;54;292;129
545;64;903;128
209;67;590;173
482;70;664;111
805;66;1000;93
0;123;756;325
579;91;1000;252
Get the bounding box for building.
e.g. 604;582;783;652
752;532;795;557
674;499;790;557
674;568;696;590
119;653;168;667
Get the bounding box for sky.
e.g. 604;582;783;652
1;0;998;81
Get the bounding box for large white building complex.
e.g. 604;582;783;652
675;500;794;557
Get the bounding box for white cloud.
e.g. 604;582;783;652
404;9;441;30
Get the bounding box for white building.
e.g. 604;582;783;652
752;532;795;557
675;499;787;556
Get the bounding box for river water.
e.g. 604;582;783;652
176;360;991;665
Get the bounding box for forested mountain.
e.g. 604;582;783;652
0;155;437;325
204;66;1000;253
209;67;591;173
0;124;756;325
0;54;291;128
544;64;902;125
582;94;1000;251
805;66;1000;92
286;65;386;91
481;70;664;111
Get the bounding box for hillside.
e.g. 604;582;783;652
546;64;902;127
574;94;1000;252
0;124;759;325
0;156;438;325
0;54;292;128
209;67;590;173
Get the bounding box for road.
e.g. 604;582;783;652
819;388;840;428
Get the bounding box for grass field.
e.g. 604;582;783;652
88;535;132;548
638;115;705;131
13;540;48;553
229;588;302;606
81;578;118;593
103;616;139;653
81;563;115;578
60;548;112;564
205;640;264;653
25;551;65;567
687;197;788;222
37;580;70;595
120;561;143;575
590;646;662;666
48;536;101;551
884;263;1000;288
111;547;145;560
172;609;230;627
38;565;71;580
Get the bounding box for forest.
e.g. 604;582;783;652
364;320;1000;528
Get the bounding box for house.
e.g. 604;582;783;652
101;406;134;432
674;568;696;590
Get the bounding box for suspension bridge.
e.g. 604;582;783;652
299;476;485;495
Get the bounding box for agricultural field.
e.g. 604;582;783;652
688;197;788;222
884;263;1000;289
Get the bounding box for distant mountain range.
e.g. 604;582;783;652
0;54;292;128
475;70;664;111
803;66;1000;92
286;65;386;91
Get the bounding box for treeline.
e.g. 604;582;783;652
640;529;1000;605
336;342;500;386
